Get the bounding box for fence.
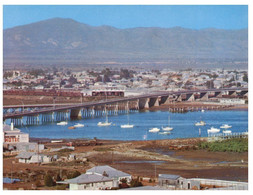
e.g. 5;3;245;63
190;178;248;190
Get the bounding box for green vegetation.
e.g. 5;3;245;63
198;138;248;153
130;176;143;187
44;174;54;187
93;147;113;152
67;171;81;179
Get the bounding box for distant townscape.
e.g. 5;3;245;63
3;68;248;96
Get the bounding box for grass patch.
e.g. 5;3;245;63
93;147;113;152
199;138;248;153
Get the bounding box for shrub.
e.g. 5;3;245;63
67;171;81;179
44;174;54;187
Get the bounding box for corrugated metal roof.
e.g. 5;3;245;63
16;152;36;159
86;165;131;178
158;174;181;180
66;173;113;184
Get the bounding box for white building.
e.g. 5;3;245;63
86;165;132;185
60;173;114;190
220;98;246;105
3;123;29;143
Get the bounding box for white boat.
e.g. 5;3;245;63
97;121;112;126
207;127;220;133
149;127;160;133
74;123;84;128
220;124;232;129
97;108;112;127
223;130;232;134
121;110;134;128
121;124;134;128
159;132;171;135
201;109;205;112
195;121;206;126
162;116;173;131
57;121;68;126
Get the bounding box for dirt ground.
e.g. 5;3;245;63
3;138;248;190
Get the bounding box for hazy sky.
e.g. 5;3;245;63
3;5;248;30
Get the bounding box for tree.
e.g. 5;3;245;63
243;73;248;83
67;171;81;179
44;174;54;187
130;177;143;187
96;75;102;82
103;74;111;83
55;173;61;181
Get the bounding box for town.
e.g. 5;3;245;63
3;67;248;98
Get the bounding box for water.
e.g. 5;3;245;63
16;110;247;141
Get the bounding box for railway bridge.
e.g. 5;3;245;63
3;87;248;126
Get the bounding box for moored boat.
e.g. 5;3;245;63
195;121;206;126
207;127;220;133
57;121;68;126
223;130;232;134
74;123;84;128
162;116;173;131
149;127;160;133
220;124;232;129
68;126;76;129
121;124;134;128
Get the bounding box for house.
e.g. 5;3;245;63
16;152;52;164
15;152;36;163
58;173;114;190
86;165;132;185
158;174;200;190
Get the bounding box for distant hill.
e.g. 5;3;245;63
3;18;248;68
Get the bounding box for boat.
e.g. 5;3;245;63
223;130;232;134
201;109;205;112
207;127;220;133
162;116;173;131
74;123;84;128
57;121;68;126
121;124;134;128
97;108;112;127
195;121;206;126
220;124;232;129
159;132;171;135
149;127;160;133
121;110;134;128
68;126;76;130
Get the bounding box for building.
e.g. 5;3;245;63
59;173;114;190
158;174;200;190
16;152;52;164
3;123;29;143
86;165;132;185
220;98;246;105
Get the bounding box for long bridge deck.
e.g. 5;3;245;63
3;87;248;121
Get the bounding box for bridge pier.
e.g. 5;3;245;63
70;108;82;119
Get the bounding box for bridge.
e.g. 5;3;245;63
3;87;248;126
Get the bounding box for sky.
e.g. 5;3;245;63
3;5;248;30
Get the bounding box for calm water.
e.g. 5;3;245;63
17;110;247;141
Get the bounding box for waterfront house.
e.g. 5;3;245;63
58;173;114;190
86;165;132;185
158;174;200;190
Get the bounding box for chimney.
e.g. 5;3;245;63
11;123;14;131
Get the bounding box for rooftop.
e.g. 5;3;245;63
158;174;181;180
86;165;131;179
65;173;113;184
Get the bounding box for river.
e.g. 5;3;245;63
17;110;248;141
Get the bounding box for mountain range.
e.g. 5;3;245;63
3;18;248;68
